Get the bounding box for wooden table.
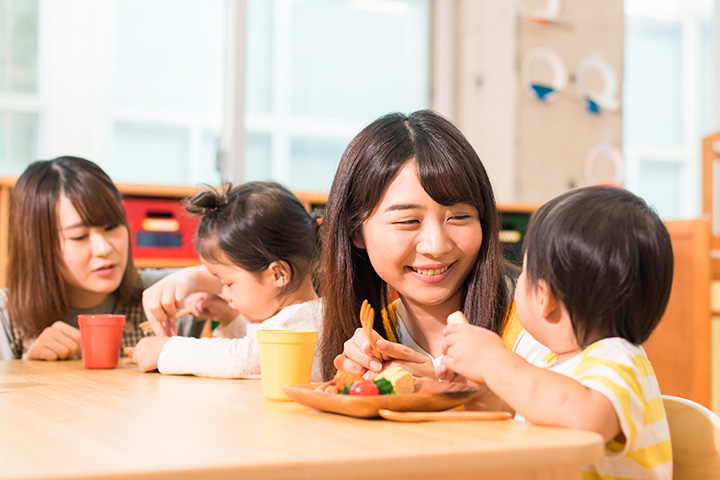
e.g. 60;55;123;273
0;360;604;480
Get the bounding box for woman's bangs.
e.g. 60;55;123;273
416;151;486;217
65;180;126;227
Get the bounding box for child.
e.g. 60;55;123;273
132;182;323;380
442;186;673;479
319;109;520;392
0;156;195;360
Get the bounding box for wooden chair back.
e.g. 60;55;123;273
663;395;720;479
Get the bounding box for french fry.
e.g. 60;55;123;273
360;300;381;361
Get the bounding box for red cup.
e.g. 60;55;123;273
78;314;126;369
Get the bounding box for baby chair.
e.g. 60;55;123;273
662;395;720;479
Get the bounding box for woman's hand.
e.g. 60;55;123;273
333;327;385;376
132;336;170;372
25;321;82;360
372;339;439;381
333;328;438;382
185;293;238;327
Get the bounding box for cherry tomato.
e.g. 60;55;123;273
349;380;380;396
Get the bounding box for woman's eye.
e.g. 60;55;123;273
392;219;419;225
105;224;119;231
70;235;88;241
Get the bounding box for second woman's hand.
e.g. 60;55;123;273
25;321;82;360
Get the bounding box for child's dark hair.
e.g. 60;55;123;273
186;182;319;296
522;186;673;346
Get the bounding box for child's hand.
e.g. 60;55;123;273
142;276;197;336
132;336;170;372
185;293;238;326
442;323;506;384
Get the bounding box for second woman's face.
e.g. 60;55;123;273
58;195;129;309
357;161;483;314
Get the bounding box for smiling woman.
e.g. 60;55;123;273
0;156;185;361
318;110;520;395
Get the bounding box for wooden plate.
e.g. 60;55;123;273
283;381;480;418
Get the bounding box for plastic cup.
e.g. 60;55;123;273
257;329;317;401
78;314;126;369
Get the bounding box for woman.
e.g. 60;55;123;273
0;156;192;360
319;110;520;391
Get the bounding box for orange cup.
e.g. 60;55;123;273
78;314;126;369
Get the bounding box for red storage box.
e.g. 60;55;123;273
123;196;200;260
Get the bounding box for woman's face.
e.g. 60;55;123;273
356;161;483;315
58;195;129;309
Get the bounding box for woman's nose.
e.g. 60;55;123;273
90;231;113;255
416;223;453;256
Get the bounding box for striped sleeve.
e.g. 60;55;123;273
569;339;672;480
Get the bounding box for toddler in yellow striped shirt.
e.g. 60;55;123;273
441;185;673;480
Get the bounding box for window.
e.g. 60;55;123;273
0;0;433;192
0;0;40;175
243;0;432;192
623;0;717;219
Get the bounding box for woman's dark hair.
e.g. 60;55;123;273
7;156;141;338
318;109;512;379
522;185;674;346
186;182;319;295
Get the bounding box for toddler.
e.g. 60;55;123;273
133;182;322;379
442;185;673;479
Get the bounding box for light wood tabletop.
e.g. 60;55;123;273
0;360;604;480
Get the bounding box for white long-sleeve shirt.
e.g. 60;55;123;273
157;298;323;381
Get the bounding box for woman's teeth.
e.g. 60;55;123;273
411;265;449;276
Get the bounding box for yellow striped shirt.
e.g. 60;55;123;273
515;334;672;480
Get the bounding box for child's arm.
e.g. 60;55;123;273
142;266;223;336
443;323;621;442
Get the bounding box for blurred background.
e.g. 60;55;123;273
0;0;717;219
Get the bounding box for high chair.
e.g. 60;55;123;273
662;395;720;479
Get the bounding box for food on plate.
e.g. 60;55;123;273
349;380;380;396
314;366;416;396
375;366;415;394
447;311;469;324
314;371;363;394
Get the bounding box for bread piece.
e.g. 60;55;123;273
447;311;469;324
375;366;415;394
